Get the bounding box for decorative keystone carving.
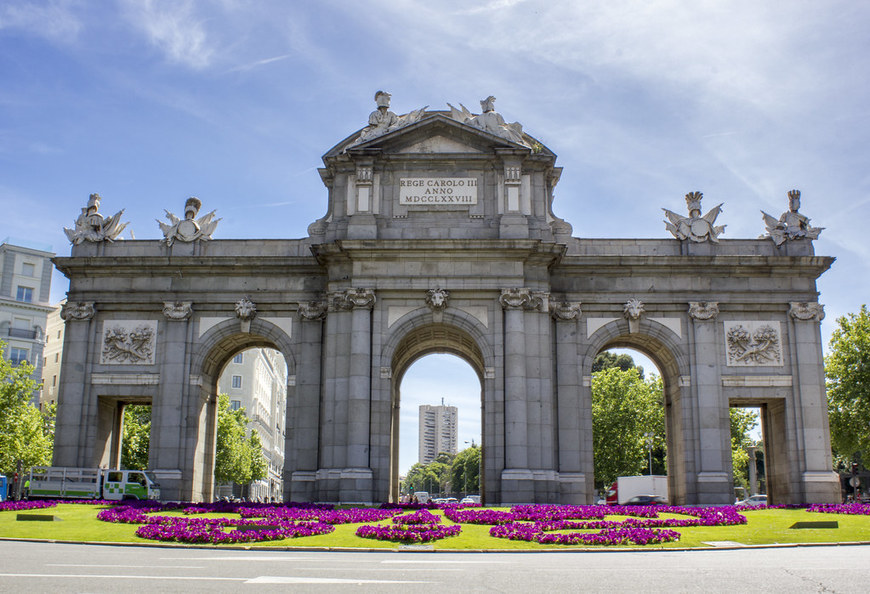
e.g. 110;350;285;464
64;193;128;244
688;301;719;321
663;191;725;243
725;322;783;366
761;189;823;246
162;301;192;321
623;298;645;334
60;301;96;321
425;288;450;312
298;301;328;321
157;197;220;246
234;297;257;321
499;288;543;311
101;322;156;365
550;301;582;321
789;302;825;322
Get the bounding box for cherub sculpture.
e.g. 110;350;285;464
158;197;220;246
64;193;129;245
761;190;823;246
663;191;725;243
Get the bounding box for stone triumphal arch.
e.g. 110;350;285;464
53;93;840;505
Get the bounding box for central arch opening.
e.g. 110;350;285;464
389;323;485;503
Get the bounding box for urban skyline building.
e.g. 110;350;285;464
418;401;458;465
0;239;55;403
216;347;288;501
41;300;64;408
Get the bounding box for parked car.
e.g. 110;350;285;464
737;494;767;507
460;495;481;504
624;494;667;506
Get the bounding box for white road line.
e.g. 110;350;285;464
246;576;432;584
160;555;311;561
48;564;205;569
381;559;508;565
296;567;462;572
0;573;245;582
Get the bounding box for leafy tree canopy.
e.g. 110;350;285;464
121;405;151;470
591;367;663;488
593;350;644;379
214;394;267;485
826;305;870;468
729;407;759;491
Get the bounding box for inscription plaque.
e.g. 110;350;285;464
399;178;478;205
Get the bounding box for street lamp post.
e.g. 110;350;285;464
644;432;654;475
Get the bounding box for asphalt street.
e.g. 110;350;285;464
0;540;868;593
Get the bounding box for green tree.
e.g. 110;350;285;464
121;405;151;470
0;341;53;475
730;408;759;492
214;394;267;485
826;305;870;468
450;445;481;494
591;367;664;488
593;350;644;379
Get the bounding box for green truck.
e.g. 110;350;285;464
27;467;161;501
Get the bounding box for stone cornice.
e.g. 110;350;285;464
555;254;834;279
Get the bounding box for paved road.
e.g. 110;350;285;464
0;541;868;592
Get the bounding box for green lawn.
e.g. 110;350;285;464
1;504;868;550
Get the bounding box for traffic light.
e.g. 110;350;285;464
852;462;860;475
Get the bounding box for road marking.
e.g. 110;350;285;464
0;573;245;582
161;556;304;561
246;576;432;584
381;559;507;565
48;564;205;569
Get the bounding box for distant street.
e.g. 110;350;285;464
0;540;868;592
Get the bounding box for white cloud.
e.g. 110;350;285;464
120;0;214;69
0;0;82;42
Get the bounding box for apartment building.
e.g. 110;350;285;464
418;402;458;465
0;239;54;403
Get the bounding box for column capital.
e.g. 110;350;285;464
298;300;328;321
499;288;544;311
330;288;376;311
163;301;193;321
60;301;96;321
789;301;825;322
688;301;719;321
550;301;582;321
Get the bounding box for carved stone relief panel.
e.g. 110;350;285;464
100;320;157;365
724;321;783;367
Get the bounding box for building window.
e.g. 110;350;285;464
55;353;59;363
230;400;242;411
9;347;28;366
233;353;244;364
22;262;35;277
57;330;61;339
52;375;57;387
231;375;242;389
16;286;33;303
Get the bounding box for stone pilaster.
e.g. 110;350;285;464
787;302;840;503
687;301;731;504
53;302;96;467
550;301;590;503
287;300;327;502
149;302;194;500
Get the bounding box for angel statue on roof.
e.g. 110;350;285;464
761;190;823;246
157;197;220;246
64;193;129;244
663;191;725;243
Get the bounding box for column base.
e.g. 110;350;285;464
557;472;589;505
695;471;733;505
315;468;373;504
802;471;841;504
287;471;316;503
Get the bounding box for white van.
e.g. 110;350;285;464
413;491;430;503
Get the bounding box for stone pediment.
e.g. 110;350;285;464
324;113;553;160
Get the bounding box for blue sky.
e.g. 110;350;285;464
2;1;866;473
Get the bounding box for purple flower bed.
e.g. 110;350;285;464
392;509;441;525
807;503;870;516
135;518;334;544
443;507;516;525
356;523;461;543
0;500;58;512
